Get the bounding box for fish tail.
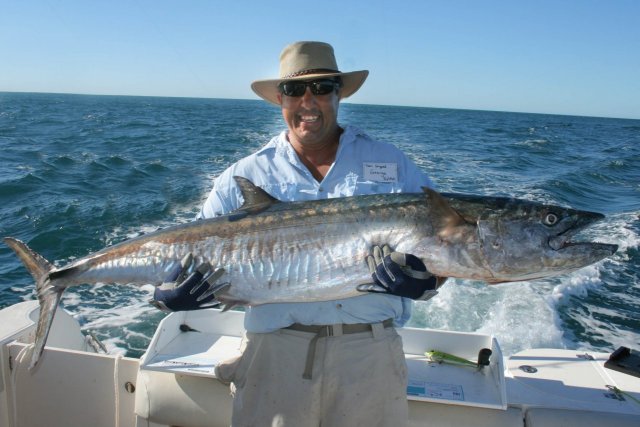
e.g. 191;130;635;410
4;237;64;370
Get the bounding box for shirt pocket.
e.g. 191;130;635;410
353;180;403;195
258;182;317;202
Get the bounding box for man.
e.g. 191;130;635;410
154;41;443;427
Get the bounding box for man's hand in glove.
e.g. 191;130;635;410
357;245;446;300
151;254;228;312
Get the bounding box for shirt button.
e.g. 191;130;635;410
318;187;324;192
336;303;342;309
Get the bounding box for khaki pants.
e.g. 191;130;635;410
216;324;409;427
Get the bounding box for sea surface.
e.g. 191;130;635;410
0;92;638;357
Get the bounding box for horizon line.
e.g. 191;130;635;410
1;90;638;121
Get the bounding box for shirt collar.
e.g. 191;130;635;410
256;124;368;159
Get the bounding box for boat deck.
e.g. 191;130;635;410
1;301;639;427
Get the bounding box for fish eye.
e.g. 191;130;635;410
542;212;559;226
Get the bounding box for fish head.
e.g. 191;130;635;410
468;197;618;283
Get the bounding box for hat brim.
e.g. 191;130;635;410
251;70;369;105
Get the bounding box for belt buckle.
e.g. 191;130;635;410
326;324;343;337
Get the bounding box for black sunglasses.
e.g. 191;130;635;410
278;79;342;97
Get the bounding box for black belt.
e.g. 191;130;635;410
284;319;394;379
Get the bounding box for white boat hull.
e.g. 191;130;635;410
1;301;639;427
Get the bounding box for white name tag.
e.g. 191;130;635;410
363;162;398;183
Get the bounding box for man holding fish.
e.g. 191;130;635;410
154;41;442;426
5;41;616;426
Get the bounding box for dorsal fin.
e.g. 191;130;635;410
421;187;469;234
233;176;279;214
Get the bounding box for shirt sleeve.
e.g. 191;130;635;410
196;169;242;219
400;152;436;192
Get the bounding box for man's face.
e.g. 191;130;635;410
277;79;341;148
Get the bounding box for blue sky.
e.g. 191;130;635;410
1;1;639;119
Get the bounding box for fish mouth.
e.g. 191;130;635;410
550;239;618;255
548;211;618;255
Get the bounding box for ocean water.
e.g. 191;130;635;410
0;92;638;357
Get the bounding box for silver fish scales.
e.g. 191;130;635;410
4;177;617;369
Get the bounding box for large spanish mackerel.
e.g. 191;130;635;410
5;177;617;369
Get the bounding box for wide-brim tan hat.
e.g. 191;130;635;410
251;41;369;105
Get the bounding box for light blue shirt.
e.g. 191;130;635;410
198;125;435;333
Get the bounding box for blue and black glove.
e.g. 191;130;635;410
357;245;444;300
150;254;227;312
